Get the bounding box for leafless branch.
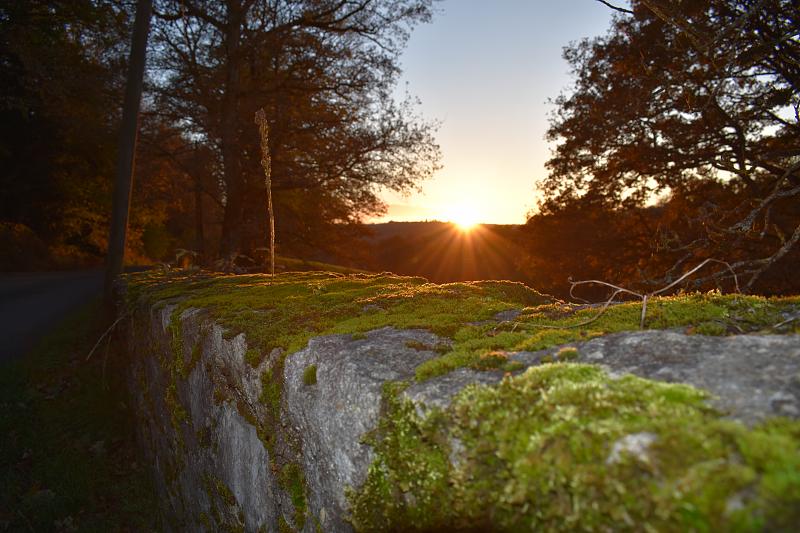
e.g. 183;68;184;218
730;161;800;233
525;259;738;331
744;221;800;292
773;315;799;329
651;258;739;296
595;0;634;15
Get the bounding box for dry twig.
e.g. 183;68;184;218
526;258;739;331
86;313;128;362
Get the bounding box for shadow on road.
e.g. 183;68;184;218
0;270;105;361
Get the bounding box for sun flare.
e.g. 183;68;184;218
444;203;481;232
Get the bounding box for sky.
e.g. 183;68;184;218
372;0;618;225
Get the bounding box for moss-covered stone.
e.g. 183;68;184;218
279;463;307;530
124;271;551;368
201;472;245;533
302;364;317;386
350;364;800;531
123;271;800;531
124;271;797;381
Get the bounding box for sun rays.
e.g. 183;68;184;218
443;201;482;232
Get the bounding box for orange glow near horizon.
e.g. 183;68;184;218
442;201;482;231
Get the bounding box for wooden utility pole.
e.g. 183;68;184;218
255;108;275;275
104;0;153;306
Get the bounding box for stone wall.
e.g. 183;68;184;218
124;274;800;531
127;302;459;531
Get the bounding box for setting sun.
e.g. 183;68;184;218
443;203;481;231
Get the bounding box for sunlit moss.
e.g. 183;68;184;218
348;381;452;531
124;271;551;369
349;364;800;531
126;272;798;383
415;292;799;380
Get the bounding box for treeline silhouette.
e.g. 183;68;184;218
362;222;529;285
355;198;799;300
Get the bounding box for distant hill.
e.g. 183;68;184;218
360;221;531;284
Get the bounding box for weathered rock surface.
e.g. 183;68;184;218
126;300;800;531
404;330;800;425
561;330;800;423
128;305;280;531
283;327;442;532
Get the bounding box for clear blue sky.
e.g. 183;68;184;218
375;0;619;224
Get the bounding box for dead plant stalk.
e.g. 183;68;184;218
255;109;275;275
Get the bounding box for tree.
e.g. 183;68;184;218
105;0;153;303
538;0;800;293
0;0;130;267
149;0;441;264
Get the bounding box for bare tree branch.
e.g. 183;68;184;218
594;0;634;15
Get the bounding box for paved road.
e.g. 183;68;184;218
0;270;105;362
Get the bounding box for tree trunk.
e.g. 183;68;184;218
104;0;152;306
194;173;205;258
218;3;244;260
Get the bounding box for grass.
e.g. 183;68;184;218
0;299;158;531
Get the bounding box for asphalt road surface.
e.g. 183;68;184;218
0;270;104;362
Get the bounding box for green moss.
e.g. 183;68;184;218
280;463;307;530
122;272;800;530
245;347;262;367
278;515;293;533
201;473;244;532
349;364;800;531
470;350;508;371
126;272;797;383
186;339;203;378
213;476;237;508
502;360;526;373
124;271;551;370
556;346;579;361
236;398;258;428
213;386;228;405
253;353;293;466
168;316;184;367
259;367;282;412
348;381;452;531
165;381;188;453
303;364;317;386
414;292;798;380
